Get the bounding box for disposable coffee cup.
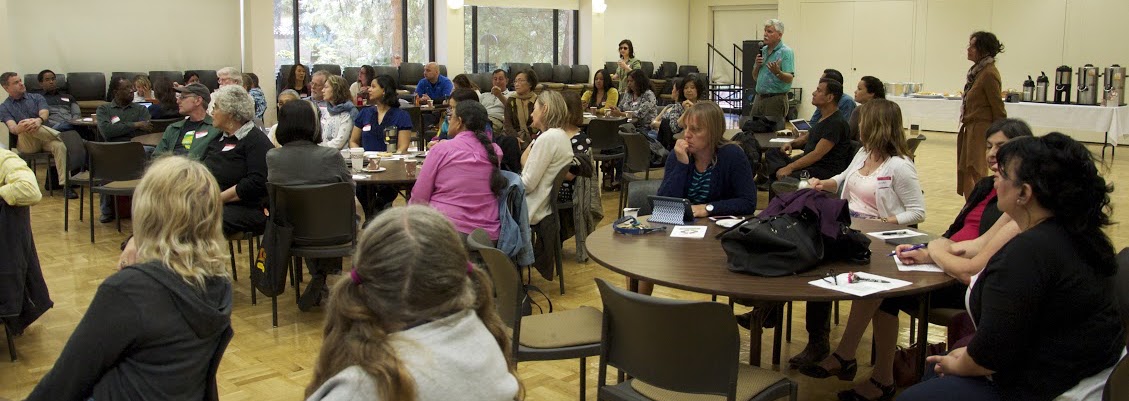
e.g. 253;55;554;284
404;159;418;176
348;147;364;159
623;208;639;218
351;157;364;171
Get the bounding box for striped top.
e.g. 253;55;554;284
687;165;713;204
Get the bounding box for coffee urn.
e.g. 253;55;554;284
1077;64;1101;106
1104;64;1126;106
1054;65;1072;104
1035;72;1049;103
1021;75;1035;102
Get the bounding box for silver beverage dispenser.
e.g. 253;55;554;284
1022;76;1035;102
1104;64;1126;106
1054;65;1072;104
1035;72;1049;103
1077;64;1101;106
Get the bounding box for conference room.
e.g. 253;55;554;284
2;0;1128;400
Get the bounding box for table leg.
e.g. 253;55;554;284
746;309;771;367
915;293;932;379
628;278;639;293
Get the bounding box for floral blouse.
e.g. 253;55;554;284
618;90;657;133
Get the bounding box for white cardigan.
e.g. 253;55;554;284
829;149;926;225
521;128;575;225
320;111;353;150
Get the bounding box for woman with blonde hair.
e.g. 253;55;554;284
25;156;233;401
305;206;521;401
649;101;758;295
520;90;576;226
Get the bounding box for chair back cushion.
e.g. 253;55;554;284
552;65;573;84
571;65;590;85
67;72;107;101
312;64;342;77
268;182;356;246
84;141;146;182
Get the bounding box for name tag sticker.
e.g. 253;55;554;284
877;176;893;190
110;116;120;124
194;130;207;138
362;124;372;132
61;97;70;102
222;144;236;152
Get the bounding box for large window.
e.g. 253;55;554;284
274;0;432;74
463;6;579;73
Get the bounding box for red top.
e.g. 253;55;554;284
949;188;997;242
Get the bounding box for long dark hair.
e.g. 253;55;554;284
455;101;505;197
995;133;1115;275
618;39;635;59
287;63;309;89
627;69;651;96
592;69;613;93
373;75;401;108
359;65;376;85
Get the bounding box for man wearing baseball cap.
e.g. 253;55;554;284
153;83;222;159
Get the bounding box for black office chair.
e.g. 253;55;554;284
312;64;342;77
83;141;146;243
266;182;357;327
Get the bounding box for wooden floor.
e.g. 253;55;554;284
1;132;1126;400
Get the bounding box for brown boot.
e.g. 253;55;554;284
788;333;830;368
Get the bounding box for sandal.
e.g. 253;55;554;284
837;378;896;401
799;352;857;380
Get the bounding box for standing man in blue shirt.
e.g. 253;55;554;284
750;19;795;120
0;72;74;198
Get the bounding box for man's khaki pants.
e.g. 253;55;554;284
15;126;67;186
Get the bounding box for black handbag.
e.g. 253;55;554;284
253;217;293;297
719;213;824;277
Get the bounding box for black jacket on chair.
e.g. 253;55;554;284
0;201;53;335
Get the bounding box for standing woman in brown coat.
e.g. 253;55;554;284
957;31;1006;198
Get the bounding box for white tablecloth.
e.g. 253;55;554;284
889;96;1129;146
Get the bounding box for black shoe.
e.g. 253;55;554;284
735;305;782;330
64;188;78;199
788;337;831;368
799;352;858;380
837;378;896;401
99;214;115;224
298;275;327;312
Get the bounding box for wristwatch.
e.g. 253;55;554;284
705;204;715;213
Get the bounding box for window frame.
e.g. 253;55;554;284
465;5;580;73
280;0;434;68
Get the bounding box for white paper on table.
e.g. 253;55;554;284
893;255;943;273
669;225;708;239
866;229;926;240
351;174;369;180
808;272;912;297
769;138;793;143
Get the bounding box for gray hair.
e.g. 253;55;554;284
765;18;785;33
211;85;255;123
217;67;243;85
278;89;301;100
312;70;331;80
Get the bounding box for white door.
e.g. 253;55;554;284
712;6;778;85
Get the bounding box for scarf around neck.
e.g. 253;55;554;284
513;91;537;135
327;101;357;118
963;56;995;96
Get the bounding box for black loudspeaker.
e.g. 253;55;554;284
742;40;764;89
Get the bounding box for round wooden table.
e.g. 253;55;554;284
351;156;421;201
585;216;955;369
131;132;164;147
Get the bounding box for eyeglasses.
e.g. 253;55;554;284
821;269;839;285
619;46;629;50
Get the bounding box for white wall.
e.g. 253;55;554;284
602;0;690;66
771;0;1129;119
5;0;241;79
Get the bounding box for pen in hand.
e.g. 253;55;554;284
888;243;927;257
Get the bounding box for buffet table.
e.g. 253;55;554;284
889;96;1128;157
